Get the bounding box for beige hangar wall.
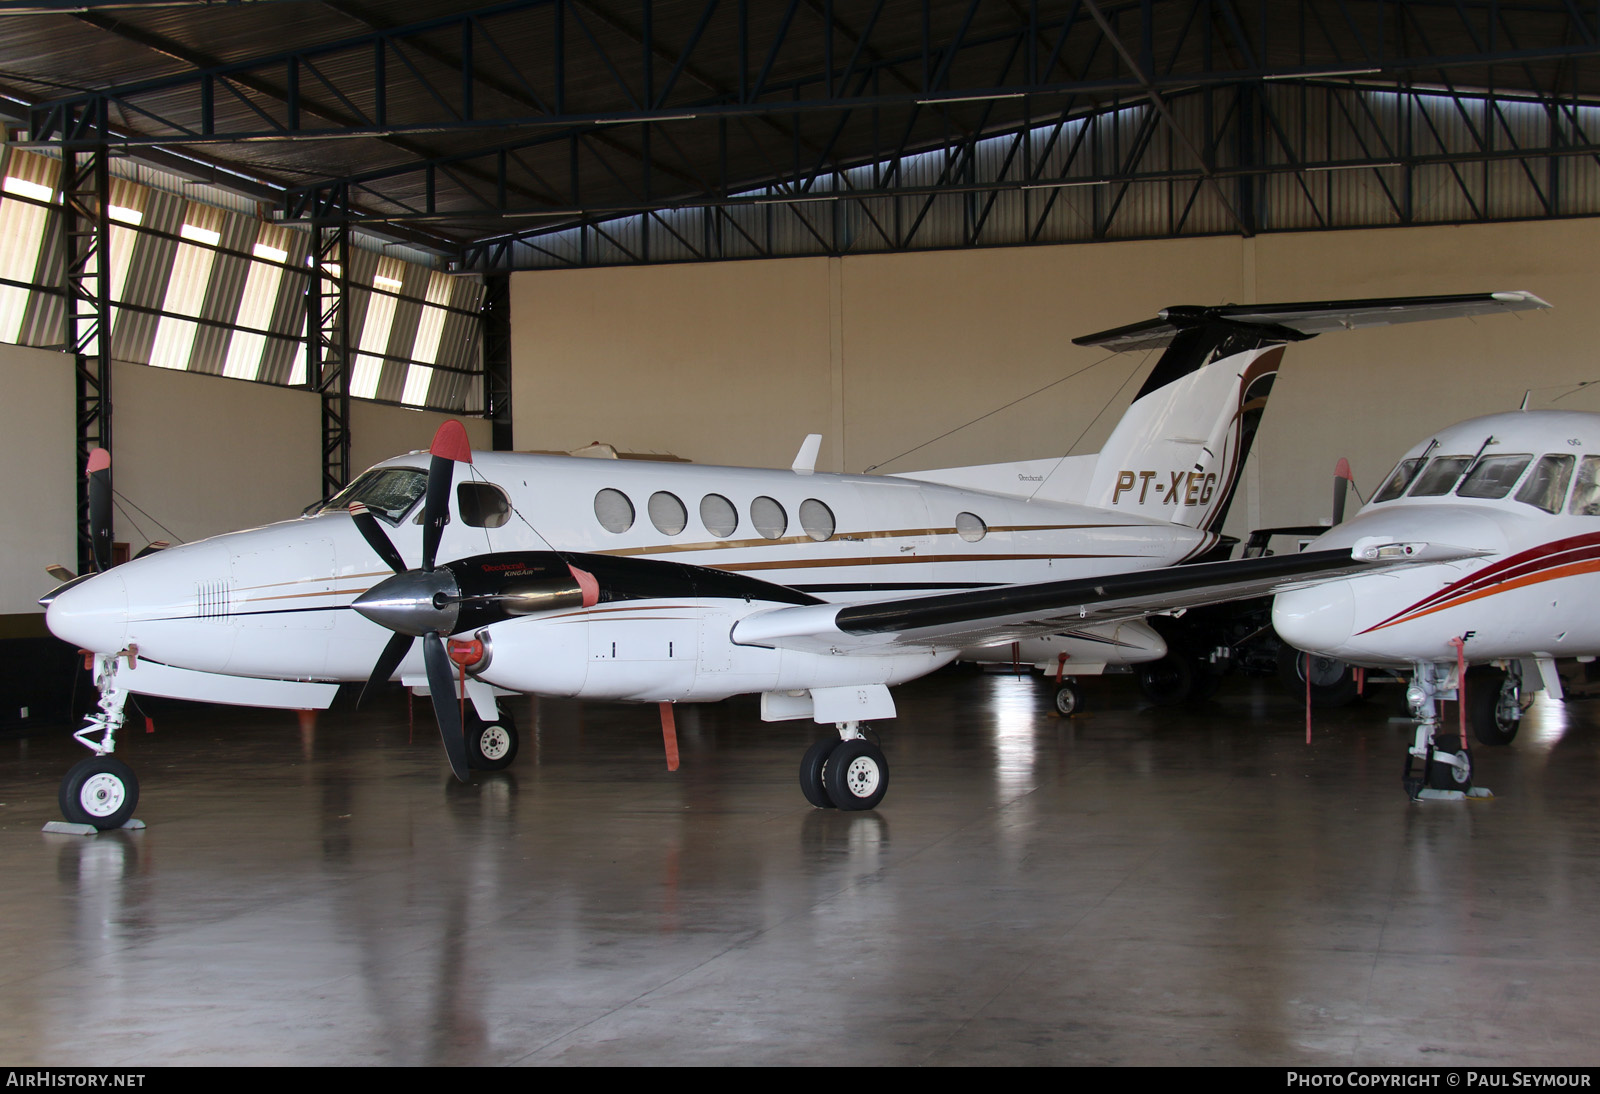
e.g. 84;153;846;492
511;219;1596;537
0;342;76;618
1;355;491;625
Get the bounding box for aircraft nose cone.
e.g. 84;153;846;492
1272;580;1356;658
45;569;130;654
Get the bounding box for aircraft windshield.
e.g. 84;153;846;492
322;468;427;524
1515;454;1574;514
1570;456;1600;516
1373;458;1426;503
1456;454;1533;499
1407;456;1474;497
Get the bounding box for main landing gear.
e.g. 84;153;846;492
799;722;889;811
52;653;142;831
463;705;519;771
1400;662;1492;802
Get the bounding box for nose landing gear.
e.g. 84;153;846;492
45;652;143;833
1401;662;1493;802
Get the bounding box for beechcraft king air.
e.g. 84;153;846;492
1272;404;1600;799
39;292;1546;829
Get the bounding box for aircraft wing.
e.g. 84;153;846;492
1074;291;1550;353
731;540;1479;655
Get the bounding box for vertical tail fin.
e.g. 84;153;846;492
1074;293;1549;530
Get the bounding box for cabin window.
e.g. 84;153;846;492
648;491;688;536
751;496;787;539
325;468;426;523
1373;458;1426;503
700;494;738;538
1515;454;1575;514
799;499;835;542
1456;454;1533;500
457;482;511;528
1407;456;1474;497
594;488;635;533
956;512;987;542
1569;456;1600;516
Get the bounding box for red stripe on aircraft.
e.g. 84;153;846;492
1360;536;1600;633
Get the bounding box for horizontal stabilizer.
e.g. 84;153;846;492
1074;291;1550;353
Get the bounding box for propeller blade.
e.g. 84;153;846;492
421;420;472;572
423;630;470;781
358;630;414;709
1332;457;1354;525
349;503;407;574
86;448;112;573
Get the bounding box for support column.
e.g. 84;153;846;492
481;272;512;451
61;143;112;574
308;223;351;497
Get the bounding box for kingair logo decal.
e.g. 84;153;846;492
1111;470;1219;507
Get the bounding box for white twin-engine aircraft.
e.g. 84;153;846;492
41;292;1546;829
1272;405;1600;799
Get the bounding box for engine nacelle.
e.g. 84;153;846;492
466;599;955;704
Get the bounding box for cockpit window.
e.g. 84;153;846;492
1407;456;1474;497
1515;454;1574;514
458;482;511;528
1456;454;1533;500
1570;457;1600;516
323;468;426;524
1373;458;1426;503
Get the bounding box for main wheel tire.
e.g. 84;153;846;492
1276;645;1360;708
59;756;139;830
1053;683;1084;716
466;710;519;771
1466;668;1521;747
823;739;889;811
1425;734;1474;792
1137;653;1194;706
799;738;837;809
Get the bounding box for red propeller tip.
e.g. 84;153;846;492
1334;457;1353;481
430;420;473;464
86;448;110;474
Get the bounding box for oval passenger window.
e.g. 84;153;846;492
649;491;688;536
751;496;787;539
594;488;635;534
799;499;835;542
701;494;738;537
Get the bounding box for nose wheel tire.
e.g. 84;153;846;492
59;756;139;830
465;710;519;771
823;739;889;811
799;738;838;808
1425;734;1473;792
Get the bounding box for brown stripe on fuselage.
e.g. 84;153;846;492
592;523;1136;558
712;553;1135;572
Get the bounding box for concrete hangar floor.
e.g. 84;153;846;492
0;669;1595;1067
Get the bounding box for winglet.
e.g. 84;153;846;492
430;420;473;464
791;434;822;475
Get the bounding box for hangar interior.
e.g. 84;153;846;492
1;0;1599;1066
